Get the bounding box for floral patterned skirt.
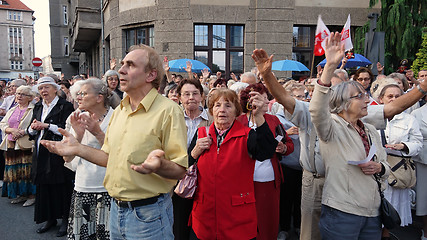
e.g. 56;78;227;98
2;148;35;198
67;190;111;240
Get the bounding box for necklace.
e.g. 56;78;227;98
98;109;109;122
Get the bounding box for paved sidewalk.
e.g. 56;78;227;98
0;194;64;240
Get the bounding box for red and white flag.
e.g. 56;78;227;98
341;14;353;52
314;15;330;56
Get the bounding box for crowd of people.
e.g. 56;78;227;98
0;32;425;240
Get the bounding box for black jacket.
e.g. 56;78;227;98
28;97;74;184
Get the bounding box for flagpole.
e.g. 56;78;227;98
310;52;315;78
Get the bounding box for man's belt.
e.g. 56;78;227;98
114;195;160;208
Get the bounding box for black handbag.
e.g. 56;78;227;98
375;175;401;229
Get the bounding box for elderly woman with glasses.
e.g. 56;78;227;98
28;77;75;237
309;33;390;240
103;70;123;99
64;78;114;239
0;86;36;206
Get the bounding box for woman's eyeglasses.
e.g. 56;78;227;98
16;93;32;97
349;92;369;100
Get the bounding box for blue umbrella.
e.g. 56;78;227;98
168;59;211;73
272;60;310;72
317;54;372;68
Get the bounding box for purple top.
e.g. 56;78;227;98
7;107;27;141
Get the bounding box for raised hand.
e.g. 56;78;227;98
376;62;384;74
340;57;348;69
130;149;165;174
249;91;269;117
80;112;102;137
230;72;238;81
163;58;170;72
70;111;85;141
201;68;210;79
110;58;117;70
183;61;192;73
251;49;273;77
324;32;345;67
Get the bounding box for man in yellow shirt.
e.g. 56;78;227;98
42;44;188;239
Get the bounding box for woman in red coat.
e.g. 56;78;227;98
188;89;277;240
237;83;294;240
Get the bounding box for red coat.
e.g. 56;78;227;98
236;114;294;188
190;120;257;240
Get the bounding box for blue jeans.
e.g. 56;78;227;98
319;205;381;240
109;193;174;240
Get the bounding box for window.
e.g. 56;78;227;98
7;11;21;21
8;27;23;58
292;26;313;77
124;26;154;51
64;37;69;56
63;5;68;25
10;61;23;70
194;24;244;77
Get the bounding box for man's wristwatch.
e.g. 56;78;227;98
417;84;427;95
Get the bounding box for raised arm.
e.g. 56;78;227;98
319;32;345;86
383;79;427;119
184;61;194;80
251;49;297;114
309;32;344;142
163;58;173;83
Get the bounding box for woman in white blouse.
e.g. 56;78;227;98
411;99;427;240
65;78;114;239
377;84;423;240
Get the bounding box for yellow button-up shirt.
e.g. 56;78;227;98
102;88;188;201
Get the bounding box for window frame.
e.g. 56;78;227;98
194;24;244;78
63;5;68;25
64;37;69;56
124;25;154;52
7;10;21;21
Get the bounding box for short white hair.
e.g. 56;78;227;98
229;82;249;94
241;72;257;83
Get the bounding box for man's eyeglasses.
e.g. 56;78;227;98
349;92;369;100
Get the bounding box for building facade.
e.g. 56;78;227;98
0;0;35;81
51;0;380;79
49;0;80;79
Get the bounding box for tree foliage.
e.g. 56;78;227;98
365;0;427;74
412;30;427;77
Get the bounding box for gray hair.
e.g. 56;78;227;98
11;79;26;87
370;77;398;101
84;78;111;108
70;78;112;108
283;80;305;92
378;84;404;100
229;81;249;94
334;69;349;81
16;85;35;97
329;80;365;114
103;70;120;81
240;72;257;83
